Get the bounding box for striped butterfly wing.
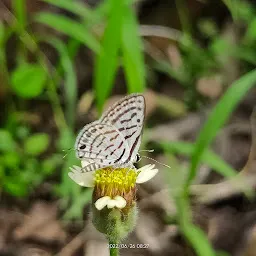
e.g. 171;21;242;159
75;121;130;171
100;94;145;164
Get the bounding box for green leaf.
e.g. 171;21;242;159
94;0;124;112
56;127;80;204
42;155;62;175
64;189;93;219
12;0;27;30
221;0;239;21
0;165;4;178
210;38;230;56
57;127;74;150
0;22;5;45
122;5;145;93
232;46;256;65
164;157;216;256
41;0;94;20
11;64;47;98
174;183;216;256
162;141;236;178
3;152;20;169
35;12;100;54
198;19;218;38
4;177;28;197
245;17;256;42
222;0;254;22
22;158;41;184
0;129;16;152
24;133;50;156
183;224;216;256
189;69;256;185
16;125;30;140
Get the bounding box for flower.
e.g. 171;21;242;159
68;162;158;211
68;161;159;242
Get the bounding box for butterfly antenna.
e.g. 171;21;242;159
62;148;74;159
141;155;171;169
139;149;155;153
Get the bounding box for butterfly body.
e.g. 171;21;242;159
75;94;145;172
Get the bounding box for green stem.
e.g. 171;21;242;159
108;213;120;256
109;240;119;256
175;0;192;35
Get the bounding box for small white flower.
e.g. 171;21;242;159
94;195;127;210
68;163;159;210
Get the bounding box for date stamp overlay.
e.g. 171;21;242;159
108;243;149;249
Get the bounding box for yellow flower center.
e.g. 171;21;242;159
93;167;138;204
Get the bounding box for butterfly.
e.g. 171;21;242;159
75;93;145;172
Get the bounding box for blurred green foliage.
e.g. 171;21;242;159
0;0;256;255
0;126;58;196
11;64;47;98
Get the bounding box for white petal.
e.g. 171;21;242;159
68;165;95;187
136;165;159;184
81;160;91;167
95;196;111;210
113;196;126;209
107;199;116;209
136;164;155;173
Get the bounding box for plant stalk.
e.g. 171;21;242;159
109;240;119;256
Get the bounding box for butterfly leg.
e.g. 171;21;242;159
124;164;136;176
109;164;120;173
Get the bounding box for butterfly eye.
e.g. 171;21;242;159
135;154;141;163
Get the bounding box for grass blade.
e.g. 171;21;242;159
42;0;111;25
175;194;216;256
12;0;27;30
161;141;236;178
189;69;256;185
41;0;94;20
164;163;216;256
35;12;100;53
94;0;124;112
47;37;77;129
122;5;145;92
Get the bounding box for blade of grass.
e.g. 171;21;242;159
175;0;192;35
42;0;112;25
41;0;94;20
161;141;237;178
35;13;100;54
221;0;239;21
188;69;256;186
12;0;27;30
153;60;189;86
122;4;145;93
94;0;124;112
163;163;216;256
12;0;28;60
55;127;81;209
176;194;215;256
46;38;77;129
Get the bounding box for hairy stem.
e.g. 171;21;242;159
109;240;119;256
